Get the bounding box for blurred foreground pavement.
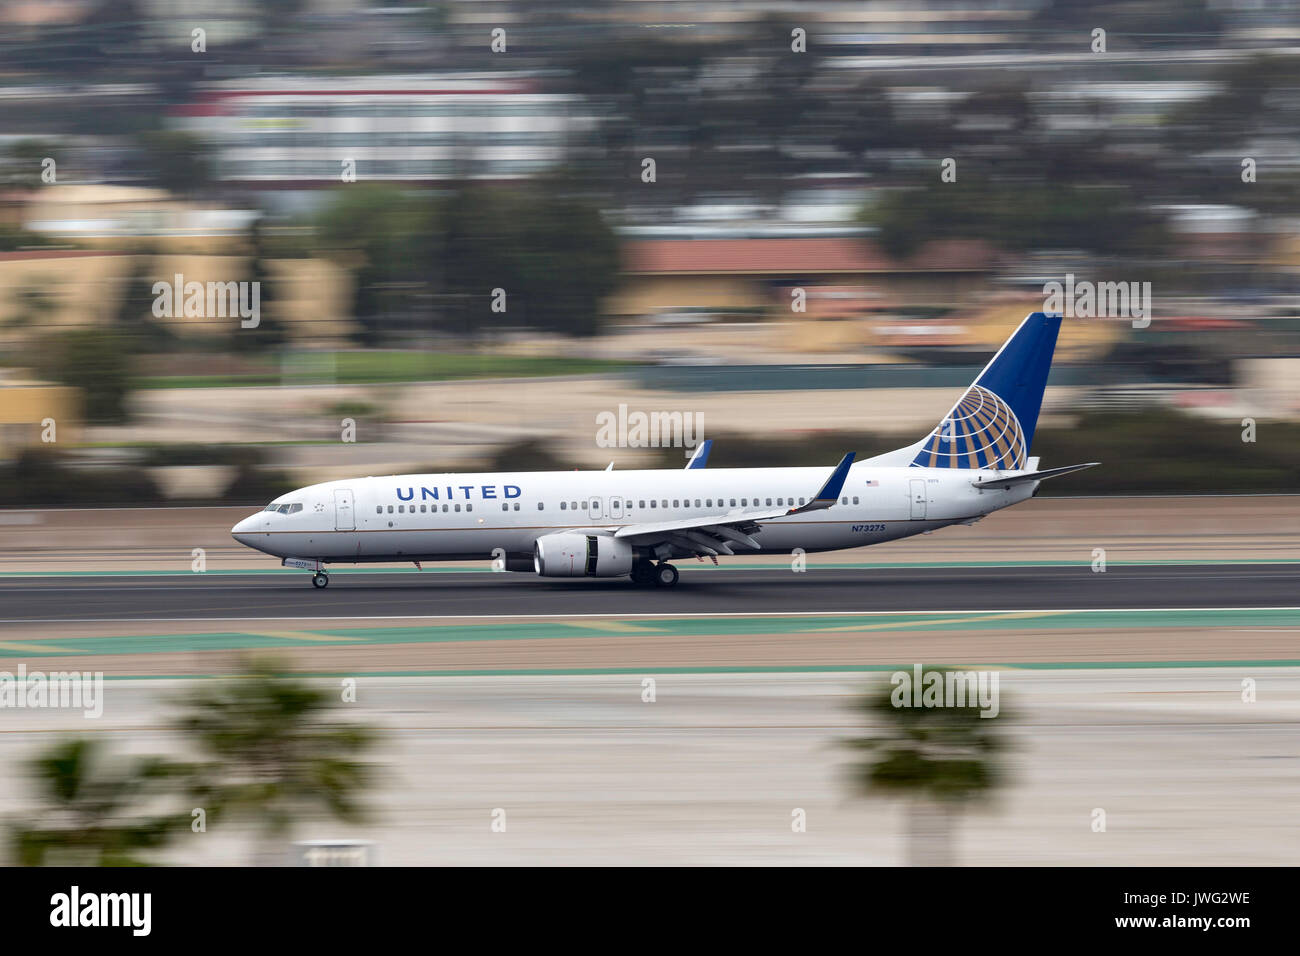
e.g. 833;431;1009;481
0;670;1293;866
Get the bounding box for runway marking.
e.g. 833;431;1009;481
807;610;1065;632
563;621;663;634
70;661;1300;680
2;606;1298;625
0;641;85;653
244;629;354;643
1;560;1298;582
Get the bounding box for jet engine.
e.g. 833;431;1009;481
533;532;634;577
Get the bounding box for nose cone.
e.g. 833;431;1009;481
231;515;257;546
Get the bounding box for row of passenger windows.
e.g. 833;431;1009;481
380;504;482;514
375;495;863;515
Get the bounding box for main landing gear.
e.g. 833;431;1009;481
654;563;679;587
630;560;678;588
311;572;329;589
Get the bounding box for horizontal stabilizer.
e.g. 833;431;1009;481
971;462;1099;489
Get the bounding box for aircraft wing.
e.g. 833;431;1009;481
614;453;855;557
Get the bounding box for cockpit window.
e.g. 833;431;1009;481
264;502;303;514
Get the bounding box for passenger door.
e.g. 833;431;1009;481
909;479;927;520
334;488;355;531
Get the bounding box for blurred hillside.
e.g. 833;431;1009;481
2;0;1300;501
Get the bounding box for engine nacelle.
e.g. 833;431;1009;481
533;532;634;577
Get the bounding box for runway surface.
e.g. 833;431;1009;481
1;670;1296;865
1;563;1296;622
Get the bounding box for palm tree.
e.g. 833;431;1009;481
9;738;189;866
175;658;378;864
844;667;1011;866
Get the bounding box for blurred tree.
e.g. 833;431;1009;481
0;139;59;189
0;224;53;252
313;183;434;345
861;180;1170;260
4;285;57;331
176;659;378;865
134;130;213;198
8;738;189;866
111;254;179;351
439;182;620;338
232;220;289;351
1;448;162;506
844;667;1010;866
1033;0;1223;48
34;327;134;424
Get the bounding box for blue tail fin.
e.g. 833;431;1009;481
910;312;1062;470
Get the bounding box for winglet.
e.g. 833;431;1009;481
685;439;713;470
791;452;856;513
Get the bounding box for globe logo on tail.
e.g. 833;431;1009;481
911;385;1027;470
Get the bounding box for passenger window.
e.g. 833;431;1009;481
387;505;393;514
766;498;772;506
730;499;736;507
694;499;700;508
571;502;577;510
454;504;461;512
560;502;567;510
741;498;747;506
853;496;860;505
538;502;544;510
376;506;382;514
673;500;679;508
639;500;645;508
466;504;472;512
442;504;448;513
581;501;588;510
513;503;519;511
706;499;712;507
502;503;509;511
650;500;656;508
661;500;667;508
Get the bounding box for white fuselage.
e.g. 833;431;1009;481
230;463;1035;566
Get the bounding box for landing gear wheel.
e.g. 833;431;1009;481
312;572;329;589
630;561;655;586
653;563;679;588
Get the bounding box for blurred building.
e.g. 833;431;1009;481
613;236;1000;318
0;383;78;458
173;74;596;196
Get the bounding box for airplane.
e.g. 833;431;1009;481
231;312;1097;589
